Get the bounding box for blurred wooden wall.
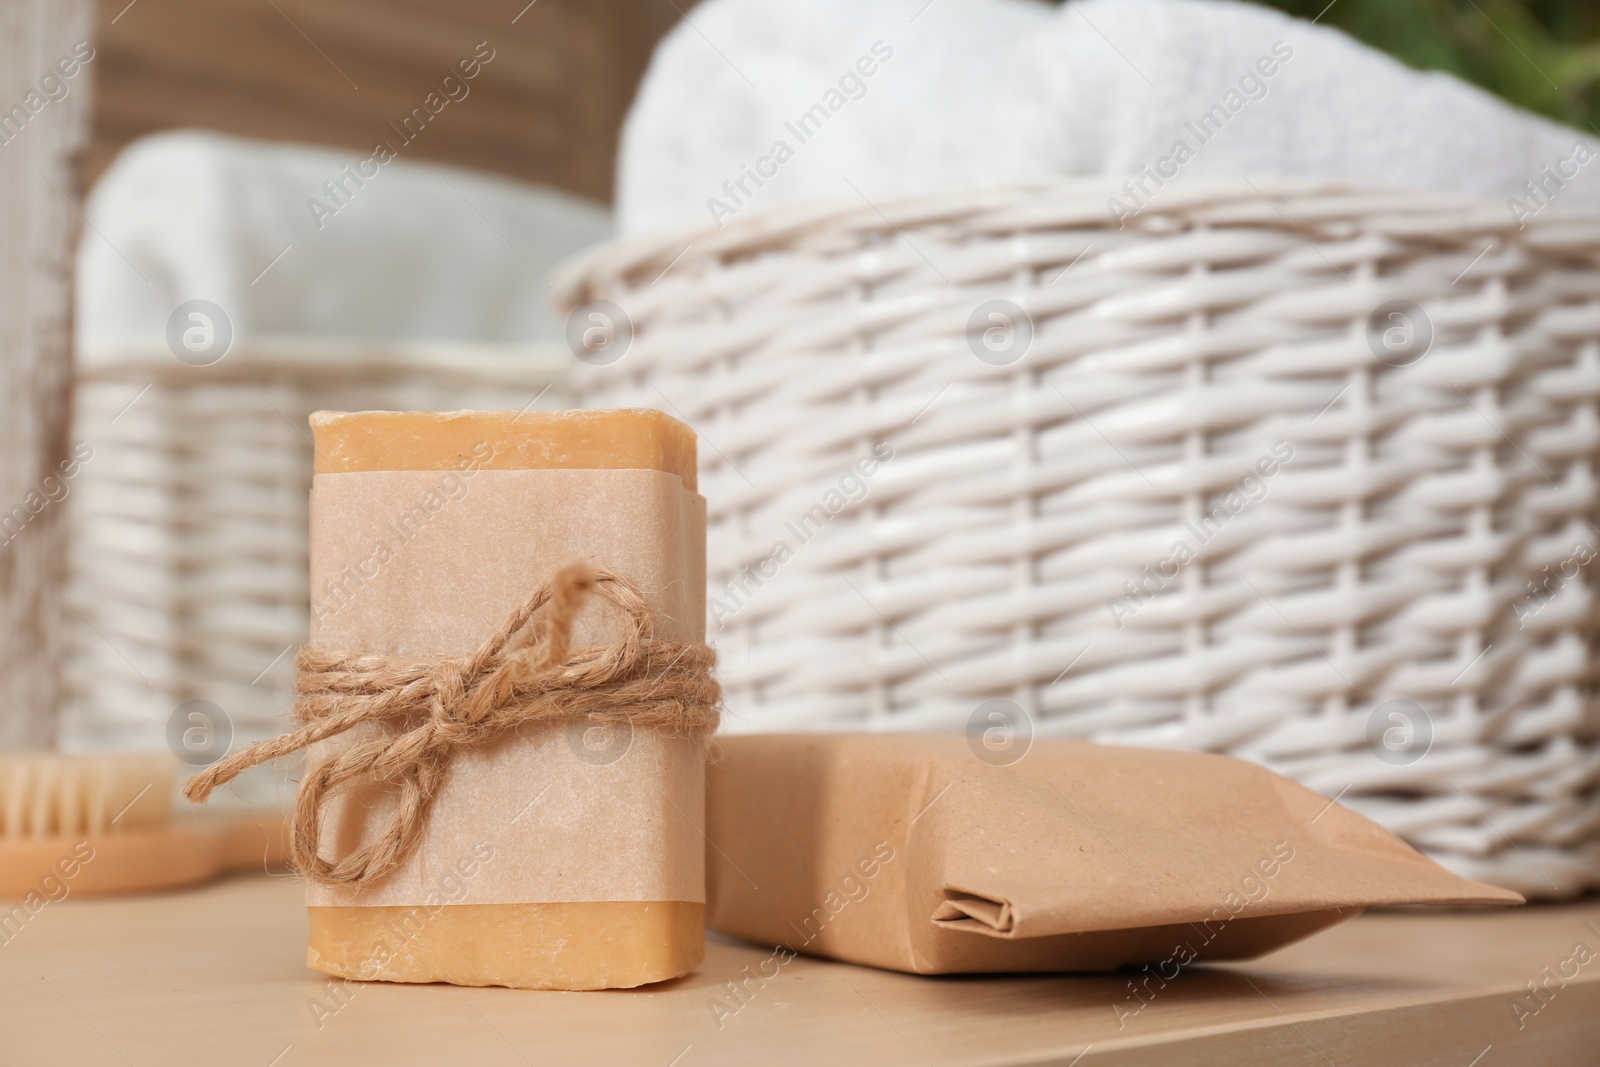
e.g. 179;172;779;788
88;0;685;203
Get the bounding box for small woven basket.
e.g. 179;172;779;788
63;340;569;760
558;179;1600;897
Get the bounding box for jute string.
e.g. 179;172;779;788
184;563;720;888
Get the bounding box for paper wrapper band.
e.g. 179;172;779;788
184;563;720;888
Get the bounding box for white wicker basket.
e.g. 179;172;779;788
558;179;1600;898
63;340;569;757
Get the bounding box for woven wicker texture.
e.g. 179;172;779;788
63;342;569;766
559;179;1600;897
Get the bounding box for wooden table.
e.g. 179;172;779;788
3;875;1597;1066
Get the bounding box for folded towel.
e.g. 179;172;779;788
618;0;1600;236
999;0;1600;216
616;0;1053;235
79;130;611;356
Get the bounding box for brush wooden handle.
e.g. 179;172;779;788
0;813;289;898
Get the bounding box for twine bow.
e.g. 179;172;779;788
184;564;720;888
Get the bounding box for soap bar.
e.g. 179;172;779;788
307;901;703;990
304;408;706;990
312;408;696;489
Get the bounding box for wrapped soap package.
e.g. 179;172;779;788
705;735;1523;974
302;409;709;990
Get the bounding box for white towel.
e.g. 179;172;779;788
999;0;1600;215
617;0;1600;236
78;129;611;356
616;0;1054;235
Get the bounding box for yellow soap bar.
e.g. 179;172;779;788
308;902;705;990
306;408;704;991
311;408;697;490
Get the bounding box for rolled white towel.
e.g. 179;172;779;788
78;129;611;356
616;0;1054;236
999;0;1600;220
617;0;1600;235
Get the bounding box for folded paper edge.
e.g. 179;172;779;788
931;890;1014;934
927;880;1522;942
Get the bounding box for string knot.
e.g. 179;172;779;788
183;564;720;888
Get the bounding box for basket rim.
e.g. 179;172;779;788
77;334;571;384
552;176;1600;309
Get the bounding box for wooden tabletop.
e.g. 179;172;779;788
3;875;1597;1067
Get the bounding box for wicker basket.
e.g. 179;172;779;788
558;179;1600;897
63;339;569;759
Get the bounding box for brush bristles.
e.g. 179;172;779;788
0;753;175;840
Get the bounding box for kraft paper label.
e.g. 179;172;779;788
304;468;707;907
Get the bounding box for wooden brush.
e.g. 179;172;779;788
0;752;288;898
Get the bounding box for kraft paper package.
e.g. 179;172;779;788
705;734;1523;974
